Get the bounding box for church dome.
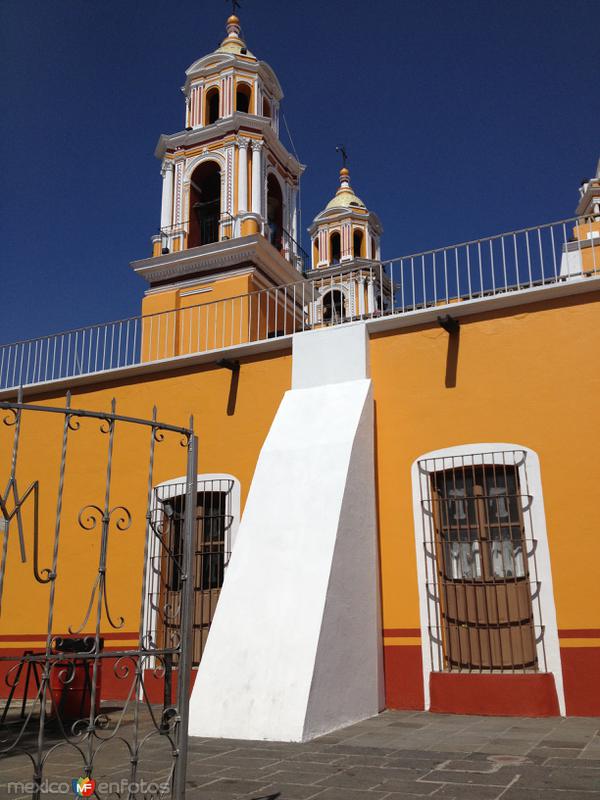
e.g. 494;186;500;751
325;168;366;210
217;14;255;57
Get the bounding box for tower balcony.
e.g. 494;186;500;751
151;214;310;274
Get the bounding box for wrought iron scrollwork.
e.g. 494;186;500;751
0;393;196;799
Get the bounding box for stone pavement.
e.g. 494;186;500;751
184;710;600;800
1;709;599;798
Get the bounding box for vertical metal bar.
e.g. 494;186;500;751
172;427;198;800
513;233;520;287
590;218;598;273
525;229;533;287
108;325;115;369
132;318;138;365
550;225;558;279
501;235;508;291
466;245;472;299
443;250;448;304
537;227;545;284
116;322;122;367
33;392;71;798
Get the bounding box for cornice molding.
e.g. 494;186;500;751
155;114;304;177
130;234;304;289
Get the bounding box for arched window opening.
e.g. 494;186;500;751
205;87;220;125
322;289;344;324
330;231;341;265
188;161;221;248
149;475;240;667
263;97;272;118
353;229;363;258
266;173;283;252
313;237;320;266
236;83;251;113
417;451;541;674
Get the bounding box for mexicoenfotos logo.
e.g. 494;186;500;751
71;776;96;797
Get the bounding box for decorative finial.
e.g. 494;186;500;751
335;145;351;189
224;0;242;38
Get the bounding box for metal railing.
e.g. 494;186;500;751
155;213;236;253
1;216;598;391
266;222;311;273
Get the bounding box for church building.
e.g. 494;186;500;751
0;12;599;745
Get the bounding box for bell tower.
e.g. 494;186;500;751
308;165;382;269
307;163;387;323
130;11;306;348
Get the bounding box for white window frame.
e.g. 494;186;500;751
411;443;565;715
141;473;240;670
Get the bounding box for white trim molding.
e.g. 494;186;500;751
411;443;565;715
141;472;241;668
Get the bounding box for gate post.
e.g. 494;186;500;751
173;428;198;799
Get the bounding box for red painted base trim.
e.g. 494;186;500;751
561;647;600;716
430;672;560;717
384;645;424;710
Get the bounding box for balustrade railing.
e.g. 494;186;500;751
1;217;598;390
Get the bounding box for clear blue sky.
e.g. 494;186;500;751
1;0;599;342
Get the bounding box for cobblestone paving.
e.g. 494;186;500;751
1;710;599;799
183;711;600;800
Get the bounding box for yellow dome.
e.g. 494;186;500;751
325;189;366;210
218;13;254;56
325;168;366;210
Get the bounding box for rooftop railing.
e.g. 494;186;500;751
153;215;310;272
1;216;598;391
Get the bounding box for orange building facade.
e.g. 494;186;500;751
1;14;599;732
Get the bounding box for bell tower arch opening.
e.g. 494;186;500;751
267;173;283;251
330;231;341;265
188;161;221;248
322;289;344;324
353;229;364;258
236;83;252;113
205;87;220;125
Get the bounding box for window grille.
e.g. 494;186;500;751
145;478;234;667
417;450;547;673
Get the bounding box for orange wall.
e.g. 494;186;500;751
0;350;292;643
3;289;600;711
370;291;600;666
140;274;253;359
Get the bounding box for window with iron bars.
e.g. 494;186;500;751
146;478;234;667
418;450;546;674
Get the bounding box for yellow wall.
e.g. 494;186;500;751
140;274;253;359
370;291;600;634
3;289;600;663
0;350;292;641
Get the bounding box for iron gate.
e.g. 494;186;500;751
0;392;198;799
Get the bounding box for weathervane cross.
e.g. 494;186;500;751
226;0;242;14
336;144;349;168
